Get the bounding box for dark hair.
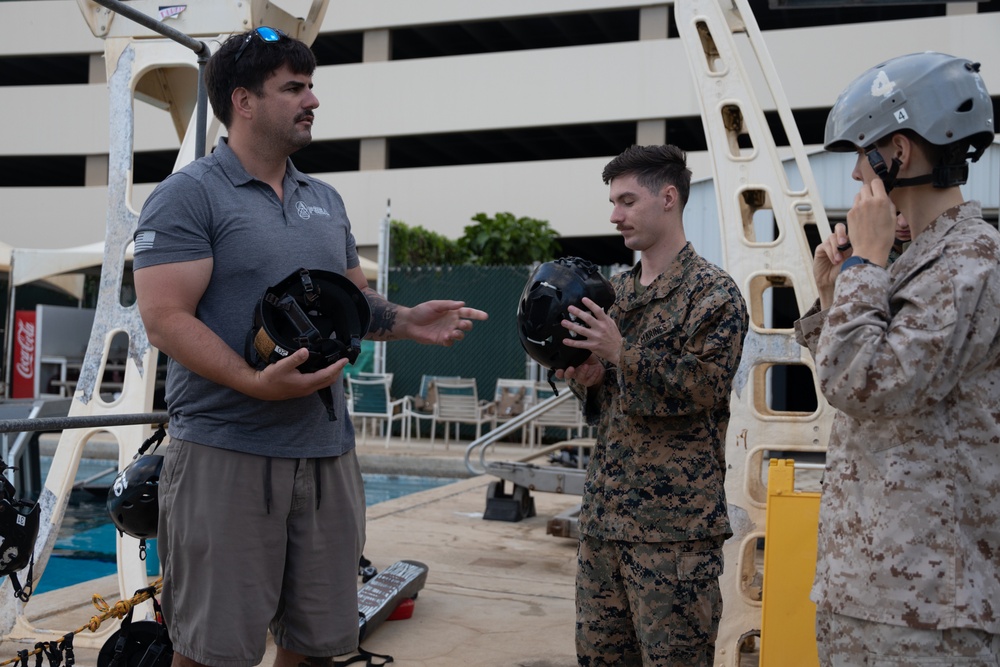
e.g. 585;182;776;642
204;30;317;128
602;144;692;207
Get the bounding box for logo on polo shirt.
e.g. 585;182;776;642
295;201;331;220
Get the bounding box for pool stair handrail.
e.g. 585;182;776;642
463;390;590;496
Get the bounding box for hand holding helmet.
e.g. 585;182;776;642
562;296;624;370
247;268;371;372
245;268;371;419
517;257;616;372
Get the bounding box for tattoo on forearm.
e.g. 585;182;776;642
365;289;399;339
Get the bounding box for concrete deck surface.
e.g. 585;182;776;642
3;436;586;666
9;434;768;666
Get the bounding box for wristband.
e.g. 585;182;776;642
840;256;872;271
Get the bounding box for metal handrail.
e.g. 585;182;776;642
0;412;168;435
463;390;587;475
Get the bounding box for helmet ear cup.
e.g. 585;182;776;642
516;257;615;370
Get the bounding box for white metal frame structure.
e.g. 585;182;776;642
675;1;835;663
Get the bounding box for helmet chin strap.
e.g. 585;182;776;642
865;147;969;193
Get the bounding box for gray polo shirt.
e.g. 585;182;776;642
133;139;360;458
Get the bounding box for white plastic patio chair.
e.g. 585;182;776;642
430;378;492;449
347;375;407;447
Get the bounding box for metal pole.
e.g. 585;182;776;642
374;200;391;375
2;268;14;399
0;412;168;435
195;55;209;159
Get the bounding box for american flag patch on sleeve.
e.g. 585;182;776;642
134;231;156;252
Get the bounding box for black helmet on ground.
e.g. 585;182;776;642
517;257;616;371
98;588;172;667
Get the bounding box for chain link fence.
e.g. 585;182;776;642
385;265;533;403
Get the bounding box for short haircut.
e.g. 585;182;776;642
875;129;969;171
204;29;317;128
602;144;692;207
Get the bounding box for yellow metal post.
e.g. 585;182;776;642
760;459;820;666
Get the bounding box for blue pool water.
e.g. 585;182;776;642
35;459;458;595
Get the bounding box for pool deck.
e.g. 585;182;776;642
5;435;587;666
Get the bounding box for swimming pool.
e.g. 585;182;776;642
35;458;459;595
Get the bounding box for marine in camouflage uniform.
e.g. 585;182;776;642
798;202;1000;664
795;52;1000;665
561;145;748;667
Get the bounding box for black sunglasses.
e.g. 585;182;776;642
234;26;286;63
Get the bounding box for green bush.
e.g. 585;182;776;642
390;212;560;267
459;212;560;266
389;220;468;267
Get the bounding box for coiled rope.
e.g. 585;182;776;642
0;579;163;667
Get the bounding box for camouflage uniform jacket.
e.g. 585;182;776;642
795;201;1000;633
572;243;748;543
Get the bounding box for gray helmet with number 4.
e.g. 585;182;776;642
517;257;615;371
825;52;994;160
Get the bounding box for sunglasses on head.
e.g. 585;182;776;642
234;26;286;63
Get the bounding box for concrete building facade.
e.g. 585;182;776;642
0;0;998;266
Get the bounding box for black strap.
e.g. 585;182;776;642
135;627;171;667
58;634;75;667
866;146;967;192
318;386;337;422
333;646;393;666
11;558;34;602
866;147;902;193
108;598;136;667
546;368;559;395
41;641;62;667
137;425;167;457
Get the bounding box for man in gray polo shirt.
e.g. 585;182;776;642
132;28;487;667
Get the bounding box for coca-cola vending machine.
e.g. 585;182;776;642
11;310;37;398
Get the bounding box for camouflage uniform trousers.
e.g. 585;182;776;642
816;610;1000;666
576;534;724;667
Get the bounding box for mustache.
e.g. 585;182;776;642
295;112;315;123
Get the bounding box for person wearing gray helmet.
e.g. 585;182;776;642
794;52;1000;664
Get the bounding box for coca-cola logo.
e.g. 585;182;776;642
15;320;35;380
